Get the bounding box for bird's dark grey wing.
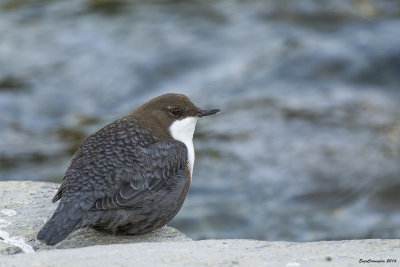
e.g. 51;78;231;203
90;140;188;210
52;118;149;203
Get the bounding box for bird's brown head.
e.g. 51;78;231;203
131;93;220;140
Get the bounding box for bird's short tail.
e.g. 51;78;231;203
37;200;85;246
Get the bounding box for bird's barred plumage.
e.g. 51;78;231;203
37;93;219;245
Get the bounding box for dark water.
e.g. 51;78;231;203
1;0;400;241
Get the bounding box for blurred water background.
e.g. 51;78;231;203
1;0;400;241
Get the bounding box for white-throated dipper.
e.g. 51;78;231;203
37;93;220;245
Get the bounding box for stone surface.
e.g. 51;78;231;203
0;239;399;267
0;181;190;255
1;181;399;266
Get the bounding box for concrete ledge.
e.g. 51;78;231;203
0;239;399;266
0;181;399;266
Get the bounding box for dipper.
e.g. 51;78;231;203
37;93;220;245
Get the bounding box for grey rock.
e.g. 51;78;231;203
1;181;399;266
0;181;190;255
1;239;400;267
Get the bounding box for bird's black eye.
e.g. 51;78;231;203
169;108;182;118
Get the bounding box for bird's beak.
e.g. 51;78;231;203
197;109;221;117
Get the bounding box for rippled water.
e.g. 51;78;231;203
1;0;400;241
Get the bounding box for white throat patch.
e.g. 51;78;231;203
169;117;198;176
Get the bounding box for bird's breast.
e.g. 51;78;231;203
168;117;198;177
